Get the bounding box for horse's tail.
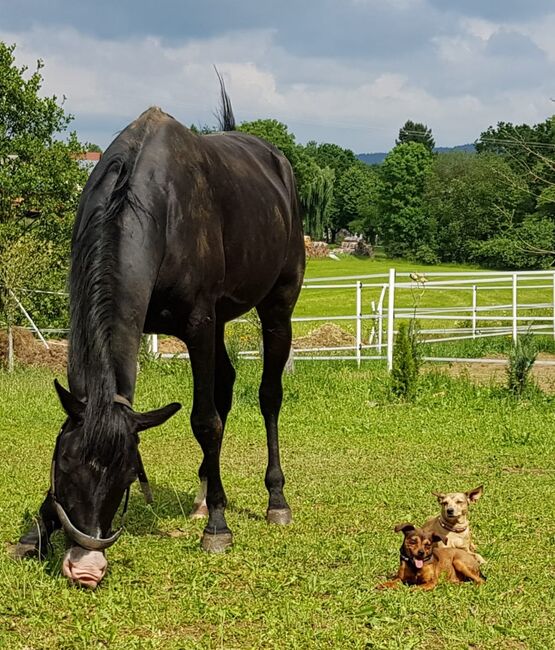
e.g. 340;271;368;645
214;67;236;132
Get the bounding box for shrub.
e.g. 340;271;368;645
506;333;538;395
390;320;421;400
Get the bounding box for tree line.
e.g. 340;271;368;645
1;41;555;332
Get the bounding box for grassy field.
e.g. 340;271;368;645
2;360;555;648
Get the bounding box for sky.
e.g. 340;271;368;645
2;0;555;153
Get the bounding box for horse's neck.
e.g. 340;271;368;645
67;331;138;405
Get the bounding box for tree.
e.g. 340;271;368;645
304;141;359;240
397;120;435;152
335;162;382;240
424;152;528;265
378;142;433;258
0;41;88;351
238;119;300;167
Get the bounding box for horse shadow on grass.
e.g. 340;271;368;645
13;481;265;576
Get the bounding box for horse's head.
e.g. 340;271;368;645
52;380;181;588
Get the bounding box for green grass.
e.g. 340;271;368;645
2;361;555;648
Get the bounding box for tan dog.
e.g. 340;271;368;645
422;485;485;564
377;523;485;590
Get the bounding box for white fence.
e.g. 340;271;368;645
8;268;555;369
151;268;555;369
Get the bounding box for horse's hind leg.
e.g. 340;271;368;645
11;494;60;560
256;292;297;525
190;322;236;520
182;309;232;552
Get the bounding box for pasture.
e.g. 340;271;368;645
2;358;555;648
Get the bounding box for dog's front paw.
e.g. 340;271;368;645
376;580;400;590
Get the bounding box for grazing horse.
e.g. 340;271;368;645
15;87;305;588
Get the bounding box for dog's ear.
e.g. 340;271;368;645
394;523;415;535
431;532;447;545
432;491;445;503
466;485;483;503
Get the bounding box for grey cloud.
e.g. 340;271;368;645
0;0;447;60
427;0;554;21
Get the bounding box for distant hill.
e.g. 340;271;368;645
357;143;475;165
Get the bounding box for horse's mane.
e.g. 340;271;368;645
68;116;152;465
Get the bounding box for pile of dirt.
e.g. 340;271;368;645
304;235;330;258
293;323;355;350
157;337;187;355
0;327;67;371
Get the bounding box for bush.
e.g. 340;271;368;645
469;216;554;270
390;320;421;400
507;334;538;395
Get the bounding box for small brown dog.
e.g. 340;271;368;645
422;485;485;564
377;523;485;590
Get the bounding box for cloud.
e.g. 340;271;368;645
428;0;554;22
2;1;555;153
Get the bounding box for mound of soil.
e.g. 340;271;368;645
157;337;187;354
0;327;67;371
293;323;355;349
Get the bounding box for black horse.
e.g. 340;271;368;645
15;86;305;588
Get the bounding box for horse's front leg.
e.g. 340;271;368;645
190;321;236;521
183;310;232;552
12;493;60;559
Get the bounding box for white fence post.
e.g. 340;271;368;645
148;334;159;357
512;273;518;342
386;268;396;372
472;284;477;339
356;281;362;367
377;284;386;354
9;289;49;349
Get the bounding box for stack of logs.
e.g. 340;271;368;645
340;236;373;257
304;235;329;258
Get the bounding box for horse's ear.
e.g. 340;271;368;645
134;402;182;432
54;379;85;419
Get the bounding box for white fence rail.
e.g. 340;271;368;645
8;268;555;369
150;268;555;368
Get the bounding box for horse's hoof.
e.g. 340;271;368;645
189;503;209;519
7;542;40;560
201;530;233;553
266;508;292;525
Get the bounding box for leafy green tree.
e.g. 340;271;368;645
336;162;382;240
304;141;359;240
238;119;300;166
0;41;88;338
397;120;435;152
424;152;537;267
378;142;433;257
